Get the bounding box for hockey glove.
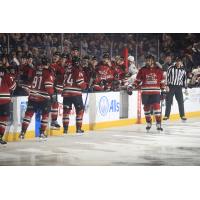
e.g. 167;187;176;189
184;88;189;96
99;79;107;87
127;85;135;95
160;90;167;100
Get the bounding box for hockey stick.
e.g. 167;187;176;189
159;92;166;131
83;77;94;111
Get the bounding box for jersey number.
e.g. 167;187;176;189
65;74;73;86
32;76;42;89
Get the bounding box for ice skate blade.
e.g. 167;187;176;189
50;126;60;130
38;137;47;141
76;133;84;136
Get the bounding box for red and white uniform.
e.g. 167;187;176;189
29;67;54;102
93;62;114;91
18;63;35;92
50;62;65;93
82;66;95;88
0;69;16;105
134;66;165;94
62;66;87;97
113;65;126;81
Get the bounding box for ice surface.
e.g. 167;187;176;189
1;118;200;166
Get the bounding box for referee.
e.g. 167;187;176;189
163;57;188;121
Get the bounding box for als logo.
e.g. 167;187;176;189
99;96;109;116
99;96;120;116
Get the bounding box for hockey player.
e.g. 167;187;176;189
93;53;114;91
62;56;87;135
82;55;97;90
14;53;35;96
112;56;126;91
0;60;16;144
71;47;80;58
19;56;54;139
127;55;165;132
50;52;63;129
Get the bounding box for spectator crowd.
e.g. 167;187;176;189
1;33;200;94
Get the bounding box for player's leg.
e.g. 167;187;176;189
144;104;152;131
142;94;152;131
0;103;10;145
50;94;61;129
19;100;35;139
62;97;72;134
74;96;84;134
152;103;163;131
39;99;51;138
150;94;162;130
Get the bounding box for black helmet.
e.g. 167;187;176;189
54;51;61;57
72;47;79;51
61;53;69;59
92;56;97;61
175;56;182;62
83;55;90;60
103;53;110;59
21;54;27;59
1;53;9;60
145;54;155;61
26;52;33;59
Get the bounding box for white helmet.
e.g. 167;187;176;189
128;56;134;62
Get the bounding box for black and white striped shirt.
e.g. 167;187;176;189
167;65;187;88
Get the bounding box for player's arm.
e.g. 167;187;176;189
44;73;54;95
75;71;87;90
160;70;166;90
6;74;16;92
133;68;143;87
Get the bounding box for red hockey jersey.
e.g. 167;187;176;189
62;66;87;97
0;69;16;105
93;63;114;91
113;64;126;82
18;63;35;92
29;67;54;102
50;62;65;93
134;65;165;94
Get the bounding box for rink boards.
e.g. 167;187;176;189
4;88;200;141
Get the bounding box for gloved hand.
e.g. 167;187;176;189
165;86;170;92
160;90;167;100
51;94;57;104
99;79;107;87
127;84;135;95
184;88;189;96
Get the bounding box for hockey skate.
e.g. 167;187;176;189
181;116;187;122
51;121;61;130
76;128;84;136
19;131;25;140
146;122;152;133
0;136;7;145
163;116;169;121
156;123;163;132
39;132;48;139
63;126;68;135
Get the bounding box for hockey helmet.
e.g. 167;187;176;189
128;55;134;62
